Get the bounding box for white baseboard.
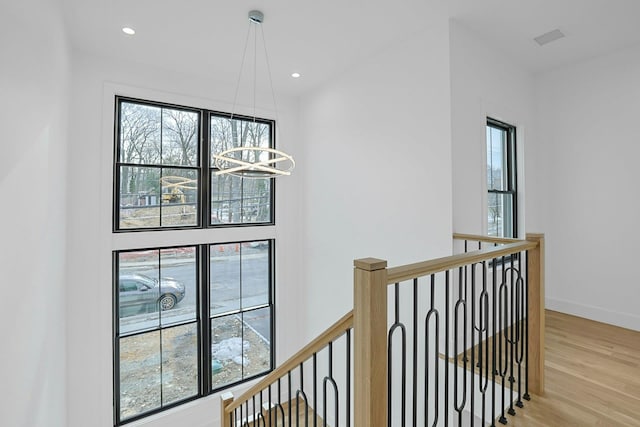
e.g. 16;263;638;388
546;297;640;331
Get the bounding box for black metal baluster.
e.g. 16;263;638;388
470;264;476;427
478;262;490;427
412;278;418;427
388;283;407;427
491;256;498;427
278;378;282;426
454;267;467;427
508;265;516;417
297;363;309;427
253;395;257;427
313;353;318;427
424;274;440;427
515;254;525;409
274;400;285;427
268;384;272;427
261;391;267;427
523;251;531;402
498;256;508;425
295;389;309;427
288;371;293;427
257;391;267;427
445;271;450;427
323;342;339;427
346;329;352;427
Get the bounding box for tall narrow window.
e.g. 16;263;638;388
486;118;517;238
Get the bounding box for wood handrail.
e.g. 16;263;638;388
225;310;354;413
387;240;537;284
453;232;522;244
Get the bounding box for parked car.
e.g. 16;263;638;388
119;273;185;312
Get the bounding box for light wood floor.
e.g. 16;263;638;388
505;310;640;426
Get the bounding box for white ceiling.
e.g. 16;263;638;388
62;0;640;97
446;0;640;74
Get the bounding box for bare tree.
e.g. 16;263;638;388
120;103;160;198
162;109;198;166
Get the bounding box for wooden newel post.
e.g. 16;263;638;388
220;392;234;427
353;257;388;427
526;233;545;396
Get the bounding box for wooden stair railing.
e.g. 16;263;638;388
220;311;353;426
353;233;545;426
220;233;545;427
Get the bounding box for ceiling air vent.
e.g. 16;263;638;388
534;29;565;46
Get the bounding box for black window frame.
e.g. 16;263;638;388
112;96;278;426
112;240;276;426
113;96;276;232
486;117;518;239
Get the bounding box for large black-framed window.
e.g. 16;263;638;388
112;96;278;426
113;240;275;425
114;97;276;231
486;118;517;238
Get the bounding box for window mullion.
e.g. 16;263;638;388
201;111;210;228
199;244;211;395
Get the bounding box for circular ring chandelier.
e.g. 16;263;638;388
213;147;295;178
214;10;295;179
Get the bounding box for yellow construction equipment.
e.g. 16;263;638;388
160;176;197;204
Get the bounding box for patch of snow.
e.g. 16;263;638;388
212;337;251;364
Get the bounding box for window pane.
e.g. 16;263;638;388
209;115;273;226
211;173;272;225
241;241;270;309
159;247;196;326
118;250;161;334
211;314;243;389
161;323;198;405
242;178;271;223
242;307;272;379
210;116;270;161
210;244;241;316
210;172;243;224
487;126;507;191
119;102;161;164
118;247;195;334
488;193;514;238
210;116;235;154
119;331;161;421
160;168;198;227
119;166;161;229
161;108;199;166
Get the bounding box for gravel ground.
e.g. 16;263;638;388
119;315;270;421
120;204;198;228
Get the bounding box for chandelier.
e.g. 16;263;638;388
213;10;295;178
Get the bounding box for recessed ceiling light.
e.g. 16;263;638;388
122;27;136;36
534;29;565;46
291;72;301;78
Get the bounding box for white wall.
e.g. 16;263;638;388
450;21;538;237
535;46;640;330
299;16;453;338
65;51;303;427
0;0;70;425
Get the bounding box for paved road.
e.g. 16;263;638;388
119;252;271;339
